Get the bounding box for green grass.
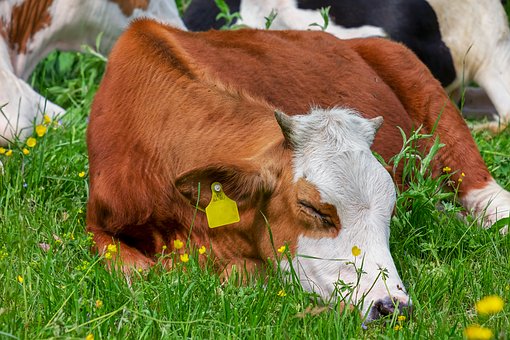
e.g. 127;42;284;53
1;44;509;339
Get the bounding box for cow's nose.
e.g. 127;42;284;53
368;296;412;321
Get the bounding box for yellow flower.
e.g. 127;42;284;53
107;244;117;253
0;147;5;154
162;245;167;250
458;178;463;183
22;148;30;155
461;172;466;177
476;295;504;315
104;252;112;260
277;245;286;253
43;114;51;124
351;246;361;257
17;275;24;283
277;290;286;297
443;166;452;173
174;239;183;250
393;324;402;331
85;334;94;340
464;325;493;340
138;268;143;273
95;299;103;308
5;149;12;156
180;253;189;263
397;315;406;322
198;245;206;255
35;124;47;137
78;171;86;178
26;137;37;148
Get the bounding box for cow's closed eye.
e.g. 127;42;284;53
298;200;336;228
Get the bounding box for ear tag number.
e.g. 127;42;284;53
205;182;240;228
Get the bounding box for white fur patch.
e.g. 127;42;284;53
238;0;386;39
280;107;409;317
426;0;510;123
461;179;510;234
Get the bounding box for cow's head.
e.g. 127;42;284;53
273;107;410;321
175;105;409;321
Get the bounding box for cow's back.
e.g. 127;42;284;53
154;27;417;161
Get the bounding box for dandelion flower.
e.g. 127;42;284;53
104;252;112;260
443;166;452;173
5;149;13;156
277;245;286;253
35;124;47;137
397;315;406;322
0;147;5;154
277;290;286;297
17;275;24;283
180;253;189;263
43;114;52;124
26;137;37;148
476;295;504;315
86;334;94;340
351;246;361;257
393;325;402;331
22;148;30;155
78;171;86;178
174;239;183;250
198;246;206;255
464;325;493;340
95;300;103;308
107;244;117;253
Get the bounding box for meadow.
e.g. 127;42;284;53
1;9;510;340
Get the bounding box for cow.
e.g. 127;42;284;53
86;20;510;322
0;0;185;146
183;0;510;130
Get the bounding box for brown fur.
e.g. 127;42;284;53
86;19;493;273
5;0;54;54
108;0;150;17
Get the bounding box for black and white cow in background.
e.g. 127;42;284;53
184;0;510;131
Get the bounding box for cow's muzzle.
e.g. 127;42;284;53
367;296;412;322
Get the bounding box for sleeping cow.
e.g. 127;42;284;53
184;0;510;128
87;20;510;321
0;0;184;146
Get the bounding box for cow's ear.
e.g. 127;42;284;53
370;116;384;132
175;163;275;210
274;110;296;147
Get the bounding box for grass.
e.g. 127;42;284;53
1;35;509;340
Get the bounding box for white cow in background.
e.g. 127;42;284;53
0;0;185;146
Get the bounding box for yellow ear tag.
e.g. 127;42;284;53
205;182;240;228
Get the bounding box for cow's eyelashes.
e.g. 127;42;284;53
298;200;335;227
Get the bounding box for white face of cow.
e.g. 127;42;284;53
276;107;409;321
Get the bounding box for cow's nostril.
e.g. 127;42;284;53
367;297;411;321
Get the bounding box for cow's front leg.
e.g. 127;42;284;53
87;224;156;273
0;69;64;146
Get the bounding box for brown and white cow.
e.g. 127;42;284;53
0;0;184;146
86;20;510;321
